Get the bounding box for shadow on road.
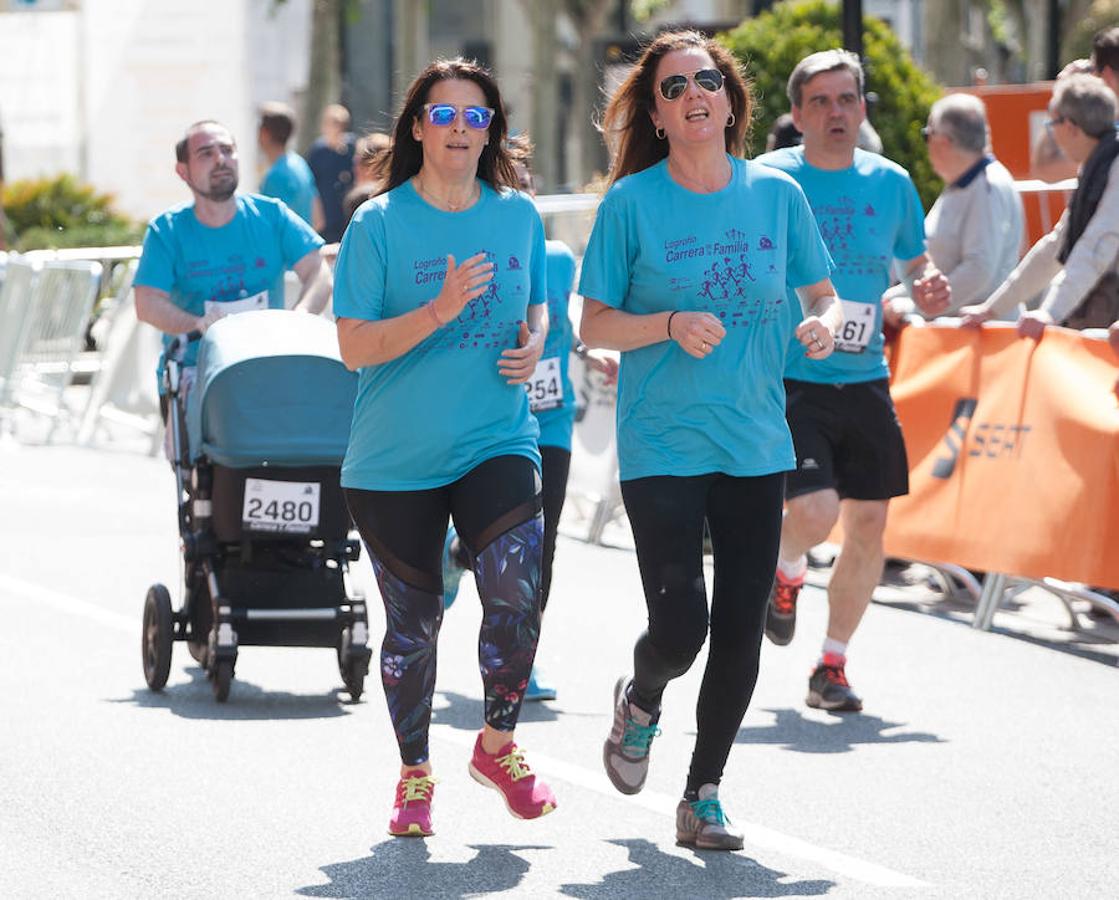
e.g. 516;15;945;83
560;838;834;898
108;666;352;720
297;840;549;898
734;708;944;754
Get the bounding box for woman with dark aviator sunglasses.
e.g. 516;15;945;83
579;30;841;851
332;57;556;837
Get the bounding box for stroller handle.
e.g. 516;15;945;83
168;330;203;360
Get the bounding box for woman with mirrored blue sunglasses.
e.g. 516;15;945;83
579;30;843;852
332;57;557;838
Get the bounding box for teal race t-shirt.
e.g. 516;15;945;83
533;240;578;451
333;180;546;491
134;193;323;373
260;152;319;225
578;156;832;482
756;147;926;384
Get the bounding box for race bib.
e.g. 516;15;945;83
524;356;563;412
205;290;268;317
833;300;877;354
242;479;321;534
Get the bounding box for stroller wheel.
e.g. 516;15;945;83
187;641;208;666
337;627;369;702
142;585;174;691
212;659;233;703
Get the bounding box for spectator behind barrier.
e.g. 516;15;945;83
343;131;391;227
1031;60;1095;183
963;75;1119;337
305;104;356;244
258;101;324;231
885;94;1024;320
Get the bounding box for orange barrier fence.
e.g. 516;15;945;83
883;323;1119;590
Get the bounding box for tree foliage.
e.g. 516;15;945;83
1062;0;1119;62
720;0;945;208
1;174;142;251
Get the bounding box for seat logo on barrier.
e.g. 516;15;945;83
932;397;1035;479
931;397;977;480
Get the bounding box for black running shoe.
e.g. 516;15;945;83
764;571;803;646
806;657;863;712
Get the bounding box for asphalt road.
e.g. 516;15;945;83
1;441;1116;899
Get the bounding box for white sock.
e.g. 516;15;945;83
820;637;847;662
776;554;807;581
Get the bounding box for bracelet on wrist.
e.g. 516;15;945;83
667;310;679;341
426;300;445;328
574;340;589;360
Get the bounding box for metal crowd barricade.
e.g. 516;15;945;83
3;259;102;440
892;319;1119;631
76;260;164;453
968;325;1119;631
0;256;41;415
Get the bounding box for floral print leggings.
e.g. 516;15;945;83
346;456;543;766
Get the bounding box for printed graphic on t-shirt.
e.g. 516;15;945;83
661;228;786;328
812;196;889;280
411;249;521;354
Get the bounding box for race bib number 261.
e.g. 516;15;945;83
833;300;876;354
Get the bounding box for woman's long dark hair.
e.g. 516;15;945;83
600;31;752;187
375;57;528;195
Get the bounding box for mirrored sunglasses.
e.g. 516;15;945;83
423;103;494;129
659;68;725;102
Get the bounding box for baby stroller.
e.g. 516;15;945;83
140;309;371;702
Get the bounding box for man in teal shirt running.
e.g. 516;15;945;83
757;50;950;712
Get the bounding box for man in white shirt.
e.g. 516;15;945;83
886;94;1023;320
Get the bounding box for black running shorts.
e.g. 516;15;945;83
783;378;909;502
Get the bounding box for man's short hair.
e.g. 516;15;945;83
929;94;989;154
1092;26;1119;74
322;103;351;131
175;119;229;163
787;49;865;108
259;102;297;147
1053;73;1118;138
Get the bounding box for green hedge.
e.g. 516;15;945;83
720;0;945;209
1;174;143;251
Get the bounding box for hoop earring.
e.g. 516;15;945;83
655;126;666;140
726;112;736;128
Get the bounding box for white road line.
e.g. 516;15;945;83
430;723;930;889
0;573;135;634
1;574;928;888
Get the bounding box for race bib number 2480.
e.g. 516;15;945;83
242;479;321;534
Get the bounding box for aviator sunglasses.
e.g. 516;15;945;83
423;103;495;129
659;68;725;101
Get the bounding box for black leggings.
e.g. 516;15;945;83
453;445;569;612
620;471;785;792
346;455;543;766
539;445;571;611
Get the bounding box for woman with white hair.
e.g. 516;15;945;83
963;74;1119;335
886;93;1023;319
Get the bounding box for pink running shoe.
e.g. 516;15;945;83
467;733;557;820
387;770;436;837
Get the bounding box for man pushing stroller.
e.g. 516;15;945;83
134;118;333;430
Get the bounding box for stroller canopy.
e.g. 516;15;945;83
186;309;357;467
